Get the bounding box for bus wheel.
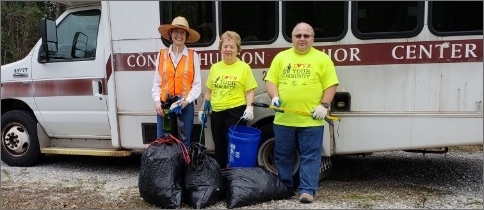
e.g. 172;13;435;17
1;110;43;166
257;137;300;188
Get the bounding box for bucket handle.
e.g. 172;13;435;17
232;117;244;132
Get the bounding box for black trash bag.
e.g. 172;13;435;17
138;135;190;209
221;167;295;209
183;143;224;209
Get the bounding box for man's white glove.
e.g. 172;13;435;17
312;104;328;120
241;106;254;121
271;96;281;107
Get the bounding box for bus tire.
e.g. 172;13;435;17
1;110;43;166
256;123;300;190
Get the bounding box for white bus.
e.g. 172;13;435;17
1;1;482;178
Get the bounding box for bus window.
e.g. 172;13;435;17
429;1;483;36
160;1;215;47
282;1;347;42
219;1;278;45
351;1;424;39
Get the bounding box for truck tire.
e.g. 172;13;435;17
256;123;300;190
1;110;43;166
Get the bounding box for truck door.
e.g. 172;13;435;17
31;8;110;137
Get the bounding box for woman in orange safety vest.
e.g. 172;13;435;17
151;16;202;148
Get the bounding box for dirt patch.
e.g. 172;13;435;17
1;180;155;209
318;181;454;209
1;145;482;209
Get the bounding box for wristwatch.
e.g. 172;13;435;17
321;102;329;109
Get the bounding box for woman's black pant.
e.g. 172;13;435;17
210;105;246;168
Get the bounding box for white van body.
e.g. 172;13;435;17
1;1;482;174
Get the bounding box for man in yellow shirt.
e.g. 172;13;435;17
265;22;339;203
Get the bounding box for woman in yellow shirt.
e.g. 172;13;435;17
198;31;258;168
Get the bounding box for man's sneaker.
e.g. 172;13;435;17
299;193;314;203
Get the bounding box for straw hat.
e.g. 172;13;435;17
158;16;200;43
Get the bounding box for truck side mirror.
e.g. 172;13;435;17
41;18;58;53
39;18;58;62
71;32;89;58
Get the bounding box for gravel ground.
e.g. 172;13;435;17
1;145;482;209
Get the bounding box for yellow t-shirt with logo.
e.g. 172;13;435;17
265;47;339;127
206;59;258;112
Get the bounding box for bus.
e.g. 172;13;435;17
1;1;482;178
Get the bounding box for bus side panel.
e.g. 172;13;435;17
332;116;482;154
336;64;482;112
106;1;165;148
107;1;160;42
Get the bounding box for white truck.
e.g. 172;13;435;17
2;1;482;179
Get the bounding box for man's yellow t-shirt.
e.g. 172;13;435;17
206;59;258;112
265;47;339;127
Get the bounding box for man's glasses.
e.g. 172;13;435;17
292;34;312;39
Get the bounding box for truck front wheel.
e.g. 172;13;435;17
1;110;43;166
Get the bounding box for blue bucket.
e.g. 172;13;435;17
228;126;261;167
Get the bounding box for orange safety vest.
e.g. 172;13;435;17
158;48;195;102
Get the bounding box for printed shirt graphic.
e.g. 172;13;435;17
265;47;339;127
206;60;258;111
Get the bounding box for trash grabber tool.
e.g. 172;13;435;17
198;111;206;144
251;102;340;122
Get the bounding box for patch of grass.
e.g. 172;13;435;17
348;193;380;201
87;177;107;190
17;168;30;176
1;169;11;180
449;145;483;152
346;193;381;209
1;182;158;209
355;202;374;209
319;181;455;209
408;185;453;208
410;185;452;196
465;198;484;206
414;194;429;208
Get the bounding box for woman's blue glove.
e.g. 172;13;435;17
169;97;183;115
198;100;211;127
203;100;211;112
198;111;207;127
